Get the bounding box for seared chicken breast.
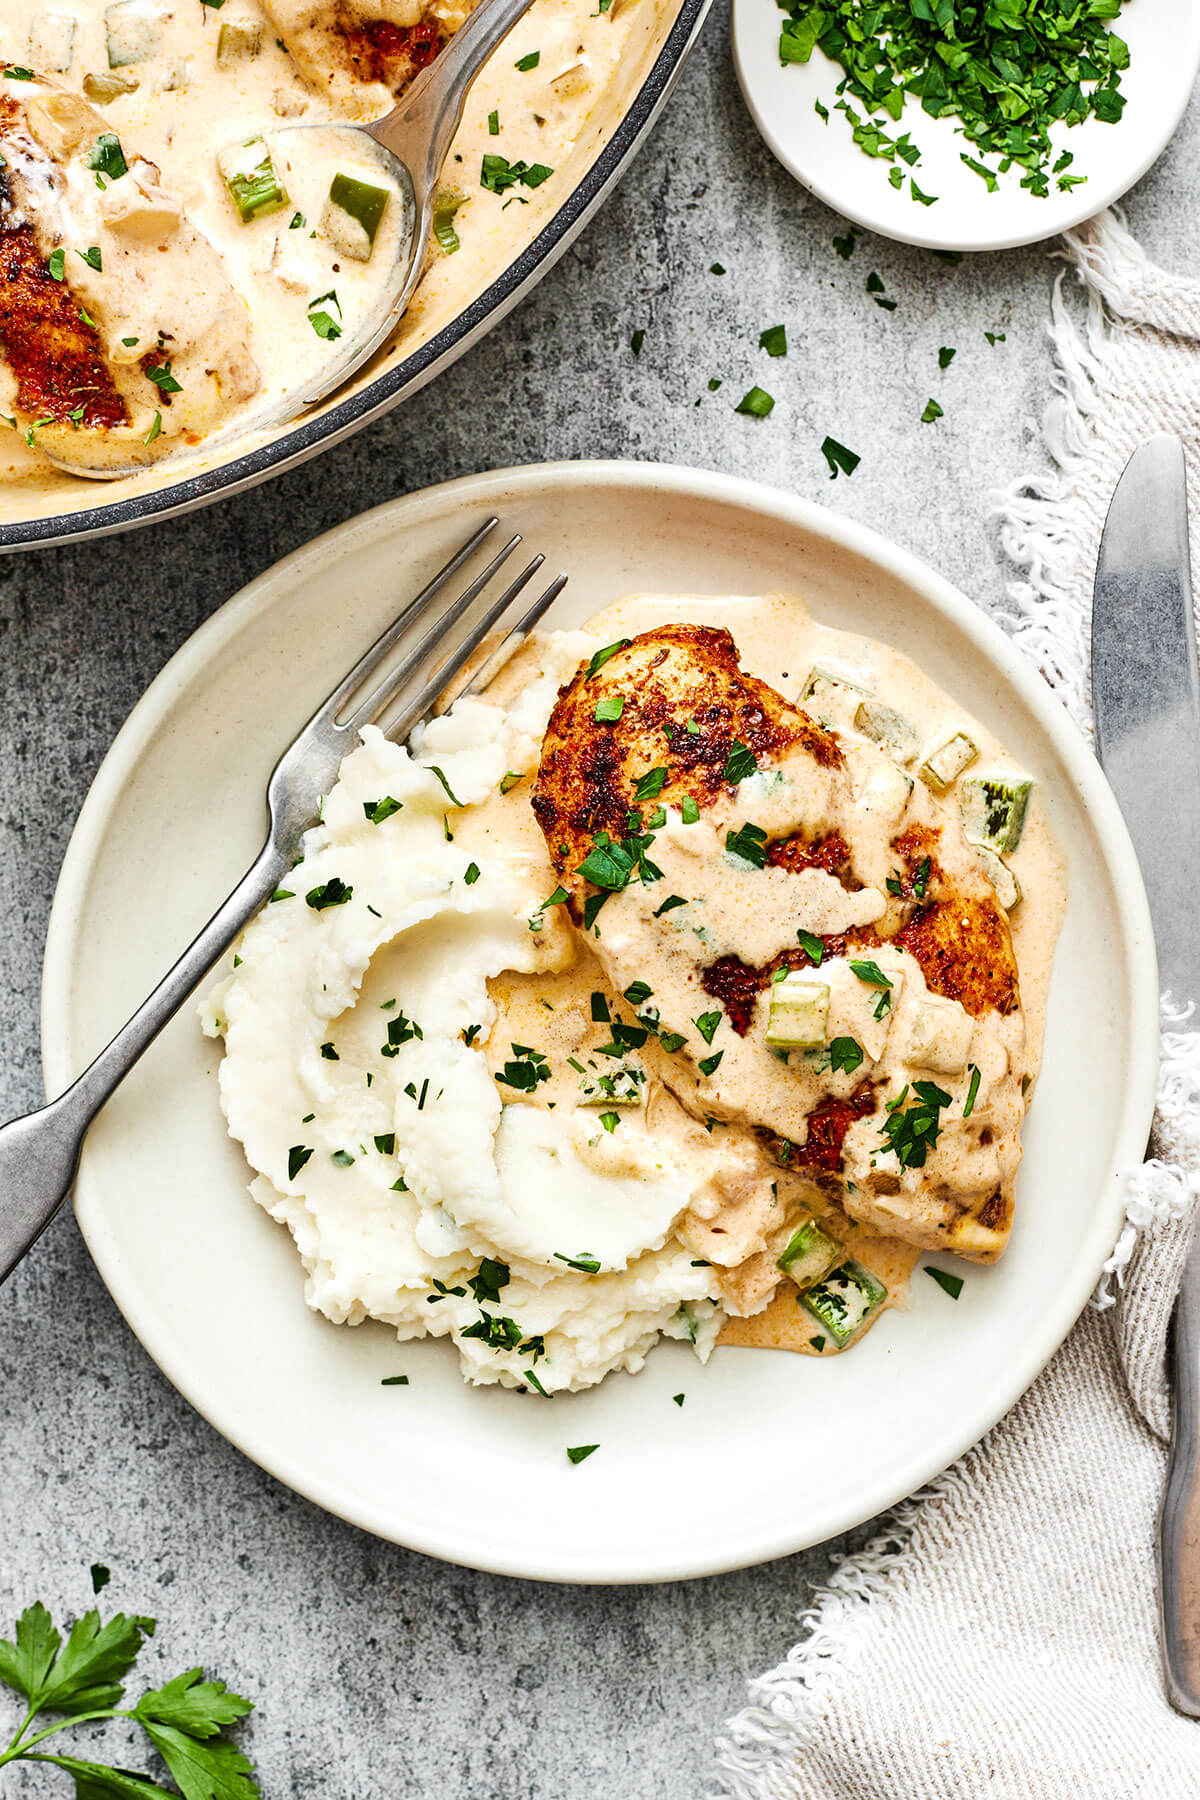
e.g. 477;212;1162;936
0;84;258;472
262;0;472;112
533;624;1028;1264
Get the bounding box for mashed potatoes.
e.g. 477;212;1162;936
201;630;724;1393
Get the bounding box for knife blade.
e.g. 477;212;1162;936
1093;434;1200;1717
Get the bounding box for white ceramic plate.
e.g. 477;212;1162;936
732;0;1200;252
42;462;1158;1583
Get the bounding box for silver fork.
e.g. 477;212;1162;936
0;519;566;1284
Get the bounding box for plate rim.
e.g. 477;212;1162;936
730;0;1200;253
40;458;1161;1582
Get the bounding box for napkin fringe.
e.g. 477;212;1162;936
711;1482;961;1798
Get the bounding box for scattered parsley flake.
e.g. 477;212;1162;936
925;1265;965;1300
821;436;860;479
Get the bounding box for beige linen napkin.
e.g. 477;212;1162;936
713;213;1200;1800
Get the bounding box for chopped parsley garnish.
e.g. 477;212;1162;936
725;821;768;869
567;1444;599;1464
554;1252;601;1273
653;895;687;918
463;1023;482;1047
584;639;631;681
829;1036;864;1074
797;928;824;965
633;766;668;803
735;386;775;418
879;1080;952;1169
681;795;699;824
381;1374;409;1385
287;1145;313;1179
468;1258;510;1305
694;1011;722;1045
914;855;931;898
963;1063;982;1119
631;328;645;355
363;796;402;823
270;888;294;902
528;885;569;931
144;411;162;446
595;694;624;722
3;66;34;79
776;1;1130;199
306;877;352;910
938;346;956;369
985;330;1007;346
461;1313;523;1350
480;154;553;193
809;1335;826;1352
488;109;500;136
77;245;103;272
710;262;726;275
673;1393;685;1406
698;1051;724;1076
320;1042;339;1061
46;249;65;282
623;980;653;1007
724;740;758;784
374;1133;396;1155
584;892;610;931
758;324;787;357
921;397;944;424
331;1149;354;1166
427;765;464;807
821;436;860;479
866;271;896;311
85;133;128;180
515;49;540;69
380;1010;422;1057
146;362;182;395
659;1030;687;1052
850;958;891;990
307;290;342;340
463;862;481;886
591;991;611;1022
925;1266;965;1300
499;770;525;794
496;1045;551;1091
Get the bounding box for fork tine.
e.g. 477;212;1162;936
381;567;565;746
339;533;526;737
316;516;500;725
440;571;568;711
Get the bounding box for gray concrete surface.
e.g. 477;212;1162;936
1;11;1197;1796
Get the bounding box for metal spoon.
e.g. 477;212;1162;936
43;0;537;478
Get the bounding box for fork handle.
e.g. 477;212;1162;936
0;841;286;1284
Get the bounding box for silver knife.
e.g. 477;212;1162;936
1093;434;1200;1715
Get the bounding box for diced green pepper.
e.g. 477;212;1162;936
854;697;918;763
802;1260;888;1347
29;11;76;72
104;0;161;67
216;20;262;65
324;172;390;262
776;1216;842;1290
83;68;138;101
218;137;288;224
432;189;465;254
918;730;978;793
959;774;1032;854
972;843;1022;911
766;975;829;1048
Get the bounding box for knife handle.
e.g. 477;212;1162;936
1161;1224;1200;1715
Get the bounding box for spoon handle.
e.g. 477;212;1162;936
366;0;540;201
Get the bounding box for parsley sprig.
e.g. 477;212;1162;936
0;1599;261;1797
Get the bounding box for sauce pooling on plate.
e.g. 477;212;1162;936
0;0;646;483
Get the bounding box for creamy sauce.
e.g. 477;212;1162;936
0;0;649;490
203;591;1066;1390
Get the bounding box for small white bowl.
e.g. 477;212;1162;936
733;0;1200;252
